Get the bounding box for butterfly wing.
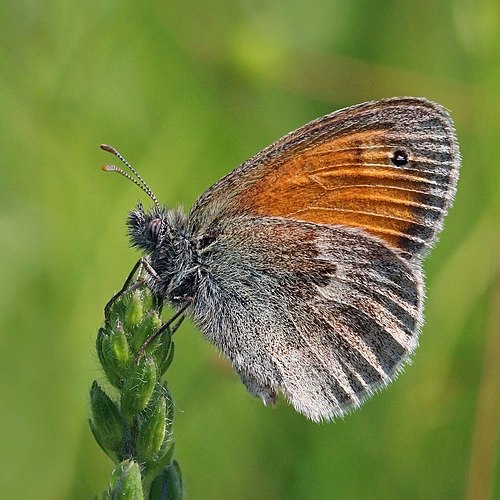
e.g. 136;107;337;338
187;97;459;420
191;97;460;261
191;217;423;421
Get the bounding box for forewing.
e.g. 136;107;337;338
191;217;423;421
190;97;460;261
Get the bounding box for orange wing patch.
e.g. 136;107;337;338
235;129;440;256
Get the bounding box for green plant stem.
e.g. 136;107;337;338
89;270;183;499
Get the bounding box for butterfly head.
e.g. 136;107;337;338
127;201;193;302
127;201;170;253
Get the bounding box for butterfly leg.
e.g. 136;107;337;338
104;258;146;319
135;302;190;364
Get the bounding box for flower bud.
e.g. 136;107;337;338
137;395;167;464
89;382;125;461
103;325;134;388
121;356;157;424
124;289;146;330
148;461;183;500
130;311;163;354
107;459;144;499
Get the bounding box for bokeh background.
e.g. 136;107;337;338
1;1;499;498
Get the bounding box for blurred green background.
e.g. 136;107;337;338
1;0;499;498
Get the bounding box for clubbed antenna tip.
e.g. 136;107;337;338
100;144;117;154
100;144;160;207
102;164;120;172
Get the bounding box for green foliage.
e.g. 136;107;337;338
90;281;182;499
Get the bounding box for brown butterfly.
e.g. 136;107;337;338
102;97;460;422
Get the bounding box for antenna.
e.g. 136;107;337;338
100;144;159;207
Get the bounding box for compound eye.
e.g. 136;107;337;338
147;218;162;241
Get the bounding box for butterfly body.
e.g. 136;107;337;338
122;97;460;422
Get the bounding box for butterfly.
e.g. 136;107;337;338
102;97;460;422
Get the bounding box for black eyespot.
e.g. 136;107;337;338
147;218;162;241
391;149;409;166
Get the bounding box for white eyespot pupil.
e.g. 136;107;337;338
391;149;409;166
